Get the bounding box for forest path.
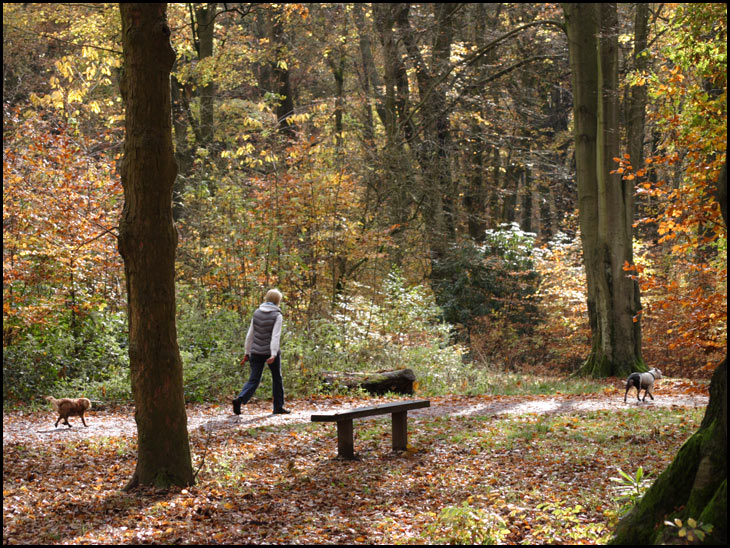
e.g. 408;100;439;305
3;379;709;446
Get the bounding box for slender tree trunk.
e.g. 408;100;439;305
564;3;643;377
325;5;346;148
397;3;459;259
627;3;648;181
465;141;488;241
530;182;542;239
171;72;192;221
118;3;194;490
373;2;414;242
270;7;295;139
196;3;216;146
354;3;386;139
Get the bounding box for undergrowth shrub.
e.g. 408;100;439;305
176;295;247;402
3;261;609;406
432;223;541;338
286;270;466;396
530;229;591;370
2;311;129;403
425;500;508;545
465;227;589;371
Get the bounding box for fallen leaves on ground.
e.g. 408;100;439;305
3;381;709;545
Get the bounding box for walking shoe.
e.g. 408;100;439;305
273;408;291;415
232;398;241;415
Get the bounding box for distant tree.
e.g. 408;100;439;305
117;3;194;489
564;3;644;377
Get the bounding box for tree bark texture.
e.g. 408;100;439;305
564;3;643;377
118;3;194;490
397;3;459;258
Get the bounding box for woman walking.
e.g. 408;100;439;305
233;289;291;415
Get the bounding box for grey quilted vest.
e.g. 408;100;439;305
250;304;281;355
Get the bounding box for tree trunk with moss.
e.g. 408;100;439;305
611;161;727;544
118;3;194;490
564;4;643;378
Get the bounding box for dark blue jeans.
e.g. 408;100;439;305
236;353;284;411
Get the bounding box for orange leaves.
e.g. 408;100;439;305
3;113;124;334
632;242;726;369
618;6;727;374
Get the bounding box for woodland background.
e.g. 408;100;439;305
2;3;726;403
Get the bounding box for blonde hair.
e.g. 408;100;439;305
265;289;282;305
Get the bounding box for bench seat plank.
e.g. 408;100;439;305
311;399;431;459
310;399;430;422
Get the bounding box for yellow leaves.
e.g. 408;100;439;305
55;57;74;82
50;90;65;109
243;116;264;129
286;112;312;125
260;150;278;164
67;88;85;104
81;45;100;61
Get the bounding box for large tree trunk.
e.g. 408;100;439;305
397;3;459;260
612;160;727;544
564;3;643;377
118;3;194;490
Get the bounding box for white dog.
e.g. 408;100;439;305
624;368;662;402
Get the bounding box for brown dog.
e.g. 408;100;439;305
45;396;92;428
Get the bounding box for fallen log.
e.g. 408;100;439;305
320;368;416;395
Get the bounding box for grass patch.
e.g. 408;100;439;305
413;366;609;398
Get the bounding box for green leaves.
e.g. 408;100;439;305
664;517;714;544
609;466;652;515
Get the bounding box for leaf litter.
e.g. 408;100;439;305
3;380;708;545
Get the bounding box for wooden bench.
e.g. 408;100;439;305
311;399;430;459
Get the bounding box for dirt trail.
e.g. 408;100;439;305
3;384;709;446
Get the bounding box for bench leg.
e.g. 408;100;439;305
336;419;355;459
392;411;408;452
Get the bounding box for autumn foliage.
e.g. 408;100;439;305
3;110;123;341
3;3;727;402
620;3;727;374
